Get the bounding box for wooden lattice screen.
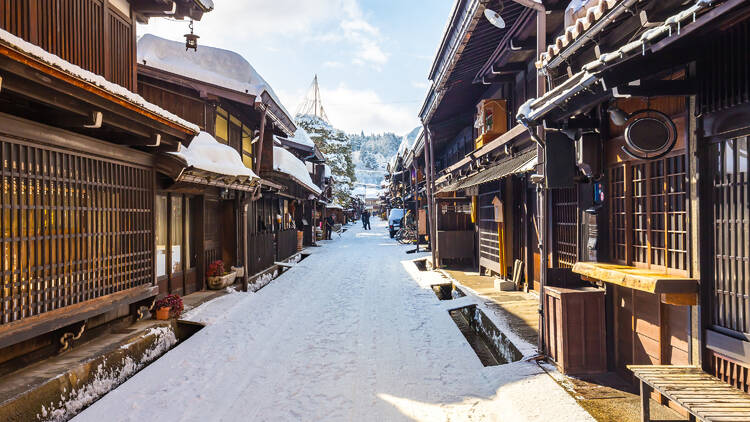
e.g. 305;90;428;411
0;0;135;90
606;154;688;275
1;137;154;325
478;185;501;271
551;186;577;269
709;136;750;336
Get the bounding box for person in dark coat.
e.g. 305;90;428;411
362;210;371;230
325;215;335;240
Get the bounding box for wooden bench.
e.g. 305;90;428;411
629;365;750;422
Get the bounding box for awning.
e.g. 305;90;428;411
437;148;537;193
516;0;718;126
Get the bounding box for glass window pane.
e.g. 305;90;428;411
215;108;228;143
171;196;183;273
155;195;167;278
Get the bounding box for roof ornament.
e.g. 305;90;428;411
185;20;199;51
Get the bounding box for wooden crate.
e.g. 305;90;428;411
544;286;606;375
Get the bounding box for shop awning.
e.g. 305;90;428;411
437;148;537;193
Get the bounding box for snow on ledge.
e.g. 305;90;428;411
273;146;322;195
0;28;199;133
171;132;258;179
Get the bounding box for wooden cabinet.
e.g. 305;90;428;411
544;286;606;375
474;99;508;149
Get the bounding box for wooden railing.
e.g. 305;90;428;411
276;229;298;262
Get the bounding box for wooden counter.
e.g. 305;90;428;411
572;262;698;306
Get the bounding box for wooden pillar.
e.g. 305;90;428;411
241;198;249;292
423;124;436;268
639;380;652;422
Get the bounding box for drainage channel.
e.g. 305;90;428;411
449;305;523;367
2;319;205;421
431;283;466;300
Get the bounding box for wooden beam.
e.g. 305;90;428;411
255;107;267;175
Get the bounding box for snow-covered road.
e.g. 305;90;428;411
75;219;594;422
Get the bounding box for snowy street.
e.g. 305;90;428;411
75;218;593;422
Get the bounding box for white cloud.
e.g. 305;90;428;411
281;84;419;135
139;0;387;68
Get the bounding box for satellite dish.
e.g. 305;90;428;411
485;8;506;29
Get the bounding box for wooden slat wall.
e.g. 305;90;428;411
551;187;577;269
709;136;750;337
478;183;500;273
138;82;207;130
0;135;153;325
699;19;750;114
711;350;750;393
0;0;134;91
276;229;297;262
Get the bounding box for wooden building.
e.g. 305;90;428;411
418;0;565;290
513;0;750;405
0;0;211;372
135;34;303;285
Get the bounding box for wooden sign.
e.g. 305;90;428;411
492;196;504;223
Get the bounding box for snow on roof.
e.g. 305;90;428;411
0;28;199;133
273;146;322;195
137;34;292;120
276;127;315;148
171;131;258;179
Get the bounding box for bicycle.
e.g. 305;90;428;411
395;223;417;244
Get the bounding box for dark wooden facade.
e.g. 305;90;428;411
0;0;204;369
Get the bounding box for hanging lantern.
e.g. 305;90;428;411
184;20;199;51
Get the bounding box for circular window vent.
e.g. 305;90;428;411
622;109;677;160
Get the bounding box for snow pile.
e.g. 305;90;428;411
290;127;316;148
171;131;259;179
0;29;198;133
273;146;322;194
39;326;177;422
137;34;291;119
249;272;274;292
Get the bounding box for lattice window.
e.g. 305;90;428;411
1;138;153;324
710;136;749;335
609;165;627;263
551;187;577;269
606;153;688;275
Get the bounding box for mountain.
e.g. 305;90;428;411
349;126;420;187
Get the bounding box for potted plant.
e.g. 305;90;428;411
154;294;184;320
207;260;237;289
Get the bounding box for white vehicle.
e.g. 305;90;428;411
388;208;405;238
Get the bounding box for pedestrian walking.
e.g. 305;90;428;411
363;210;371;230
325;215;334;240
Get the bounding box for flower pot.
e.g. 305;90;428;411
155;306;171;320
207;271;237;290
231;266;244;278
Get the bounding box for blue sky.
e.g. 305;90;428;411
137;0;454;136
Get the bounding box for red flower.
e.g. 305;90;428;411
207;260;226;277
155;294;184;318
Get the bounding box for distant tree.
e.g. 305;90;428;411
296;114;356;205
